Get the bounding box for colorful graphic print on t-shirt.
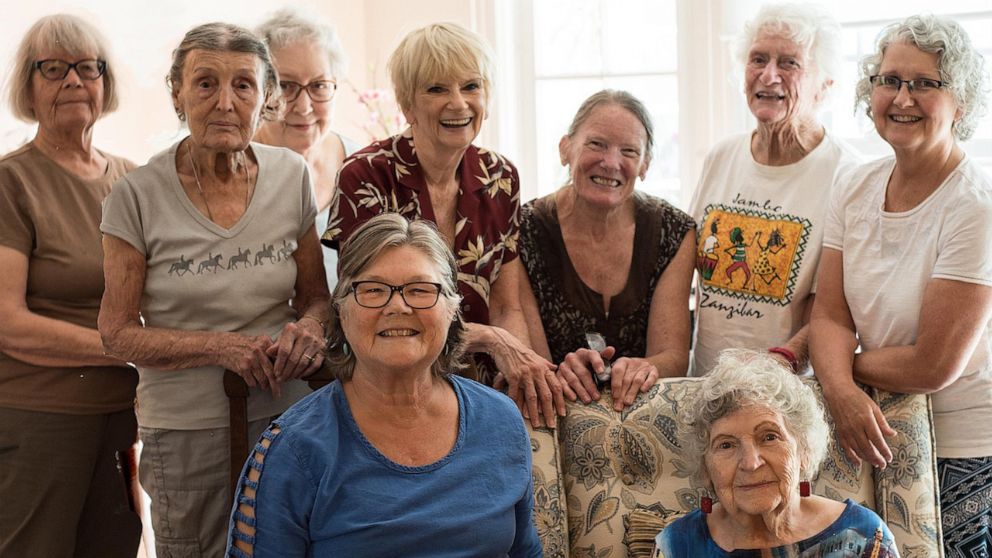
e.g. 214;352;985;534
695;204;810;306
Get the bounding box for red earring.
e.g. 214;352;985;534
799;480;811;497
701;496;713;514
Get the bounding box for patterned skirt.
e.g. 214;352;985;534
938;456;992;558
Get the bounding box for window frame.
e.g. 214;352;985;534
483;1;992;206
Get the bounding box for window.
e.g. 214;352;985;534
531;0;679;202
488;0;680;204
492;0;992;208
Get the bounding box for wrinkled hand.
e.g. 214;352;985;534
225;334;278;395
609;357;659;412
266;319;327;385
557;347;615;404
821;382;896;469
492;342;565;428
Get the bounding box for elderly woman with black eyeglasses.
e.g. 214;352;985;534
227;213;541;557
810;14;992;557
0;14;141;557
255;9;359;292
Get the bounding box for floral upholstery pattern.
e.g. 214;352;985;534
528;377;942;558
529;424;568;558
871;388;942;558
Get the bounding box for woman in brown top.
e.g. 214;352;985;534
519;90;696;412
0;14;141;557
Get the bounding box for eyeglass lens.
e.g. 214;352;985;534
35;59;105;81
281;81;336;102
352;282;441;309
871;75;941;93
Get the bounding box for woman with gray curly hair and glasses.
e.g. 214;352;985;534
810;14;992;557
655;350;898;557
227;213;541;557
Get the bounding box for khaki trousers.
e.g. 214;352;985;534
139;418;271;558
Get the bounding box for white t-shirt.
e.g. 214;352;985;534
101;141;316;430
689;132;859;376
823;156;992;458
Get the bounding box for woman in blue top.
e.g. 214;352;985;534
655;350;899;557
227;213;542;557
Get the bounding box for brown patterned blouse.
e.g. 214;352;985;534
519;191;695;364
322;130;520;326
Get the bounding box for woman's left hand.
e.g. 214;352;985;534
609;357;659;412
266;318;326;382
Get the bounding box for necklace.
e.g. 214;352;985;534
186;142;254;222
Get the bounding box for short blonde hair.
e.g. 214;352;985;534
6;14;120;123
388;22;494;114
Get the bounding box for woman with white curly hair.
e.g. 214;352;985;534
811;14;992;557
655;351;898;556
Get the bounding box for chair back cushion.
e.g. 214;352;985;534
530;377;942;557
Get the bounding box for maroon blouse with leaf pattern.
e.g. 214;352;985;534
322;129;520;326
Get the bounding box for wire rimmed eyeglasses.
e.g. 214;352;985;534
350;281;443;309
869;75;944;94
33;59;106;81
280;80;337;103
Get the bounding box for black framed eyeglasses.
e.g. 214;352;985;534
33;59;107;81
280;80;337;103
350;281;443;309
869;75;944;94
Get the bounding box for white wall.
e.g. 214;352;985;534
0;1;377;163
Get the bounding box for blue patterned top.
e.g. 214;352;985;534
654;499;899;557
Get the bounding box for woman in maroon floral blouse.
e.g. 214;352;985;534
323;23;565;427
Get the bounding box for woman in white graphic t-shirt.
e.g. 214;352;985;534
688;4;859;376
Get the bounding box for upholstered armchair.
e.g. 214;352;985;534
529;377;943;558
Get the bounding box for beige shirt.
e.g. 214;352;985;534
0;143;137;414
101;141;315;430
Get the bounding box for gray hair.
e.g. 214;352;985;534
566;89;655;159
256;8;348;80
167;22;281;121
736;3;843;93
679;350;830;490
6;14;120;123
326;213;466;380
388;22;494;114
855;14;989;142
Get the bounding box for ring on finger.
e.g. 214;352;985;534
304;353;316;363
